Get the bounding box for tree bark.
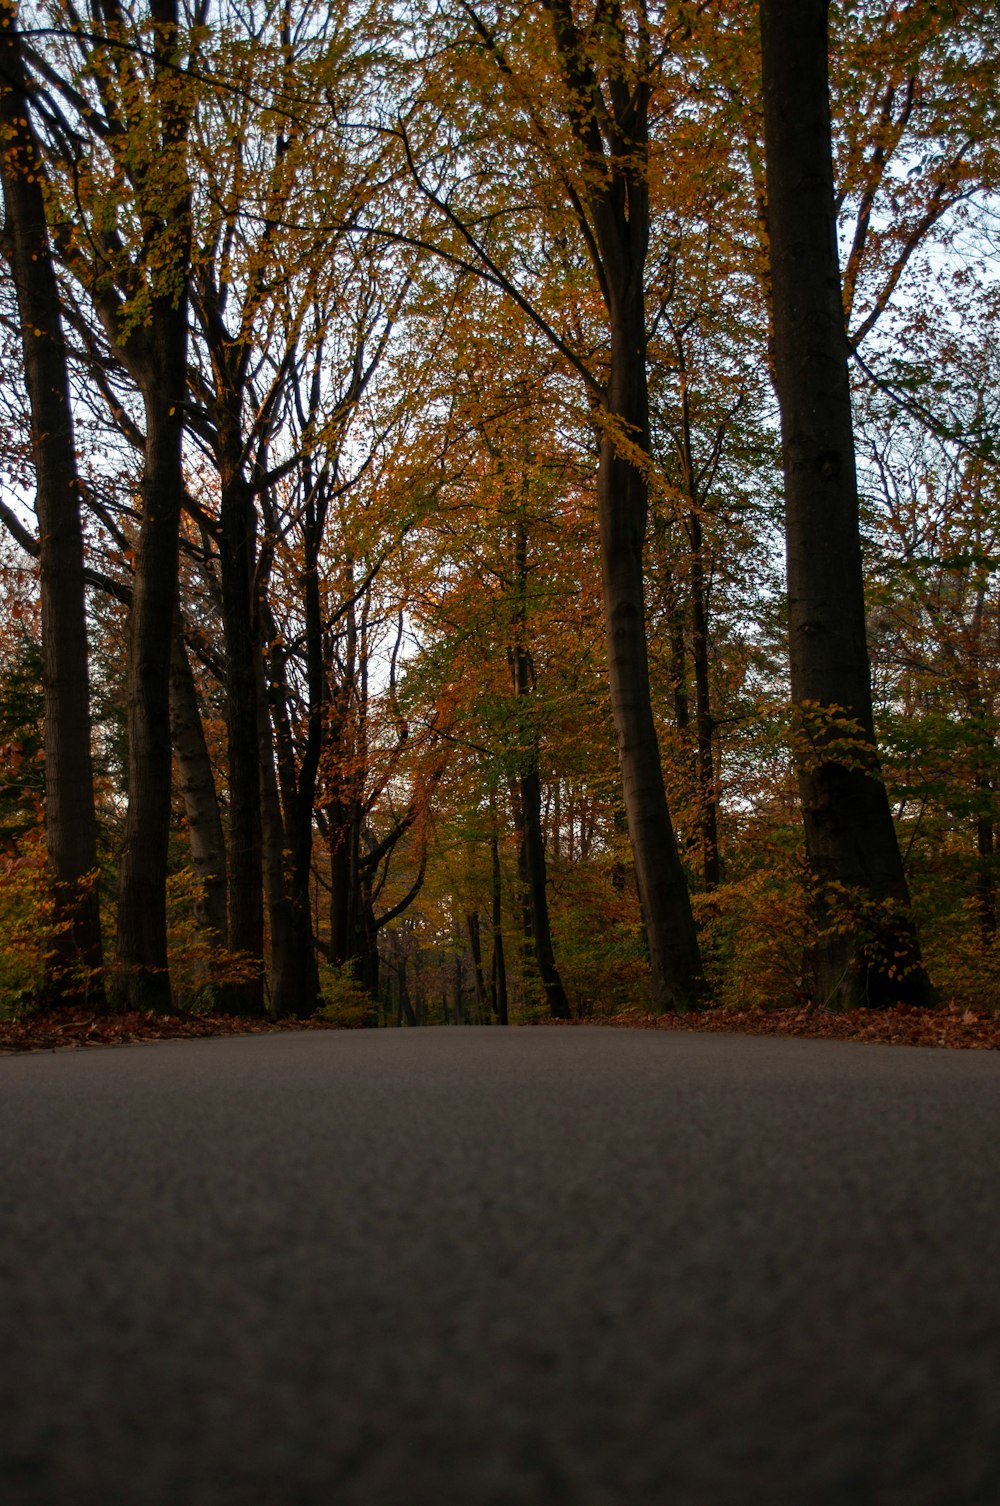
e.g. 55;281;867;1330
759;0;932;1008
328;800;358;970
397;959;417;1026
510;517;570;1019
452;947;465;1025
546;0;703;1011
0;9;105;1005
256;645;290;1016
169;626;227;945
114;364;188;1011
268;497;324;1019
598;303;703;1008
976;793;995;943
95;0;195;1012
218;469;265;1012
975;741;996;942
518;767;570;1018
490;829;509;1025
466;911;487;1016
689;512;721;889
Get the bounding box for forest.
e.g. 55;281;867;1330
0;0;998;1027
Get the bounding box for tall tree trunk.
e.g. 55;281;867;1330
257;648;290;1016
976;791;995;944
974;726;996;943
689;513;721;889
599;304;703;1008
397;959;416;1026
467;911;487;1016
660;554;691;741
760;0;932;1008
115;365;187;1011
511;518;570;1018
269;498;325;1019
102;0;194;1012
328;803;355;968
0;10;104;1005
518;767;570;1018
545;0;703;1011
359;881;380;996
326;588;365;979
218;469;265;1012
453;946;465;1026
169;627;227;944
491;829;509;1026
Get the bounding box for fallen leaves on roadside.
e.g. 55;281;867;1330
0;1008;344;1055
4;1000;999;1055
530;1001;1000;1050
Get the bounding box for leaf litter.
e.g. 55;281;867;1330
2;1001;998;1054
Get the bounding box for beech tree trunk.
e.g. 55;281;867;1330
169;627;228;945
115;370;188;1011
517;767;570;1018
218;468;265;1013
974;732;996;941
328;801;358;970
690;514;721;889
257;647;291;1014
467;911;487;1015
546;0;703;1011
0;10;105;1004
397;960;417;1027
269;496;324;1019
760;0;932;1008
599;302;703;1009
490;829;508;1026
976;790;996;943
193;274;268;1012
510;518;570;1019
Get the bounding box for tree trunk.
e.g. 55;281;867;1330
511;519;570;1018
0;9;105;1006
105;0;193;1013
169;627;227;944
519;768;570;1018
269;498;325;1019
467;911;487;1015
544;0;703;1010
329;802;356;968
114;367;187;1011
689;513;721;889
257;648;290;1016
598;302;703;1009
660;551;691;741
397;960;416;1026
975;760;996;943
358;880;380;996
760;0;932;1008
452;950;465;1025
218;469;265;1012
490;827;509;1025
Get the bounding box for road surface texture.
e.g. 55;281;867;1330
2;1027;1000;1506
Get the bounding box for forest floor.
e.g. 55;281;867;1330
1;999;998;1053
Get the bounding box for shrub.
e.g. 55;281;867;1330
315;962;379;1027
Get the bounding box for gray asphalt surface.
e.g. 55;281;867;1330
2;1026;1000;1506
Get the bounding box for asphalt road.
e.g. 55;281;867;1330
3;1026;1000;1506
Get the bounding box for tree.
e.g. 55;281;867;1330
857;294;1000;970
398;0;705;1009
759;0;933;1007
0;0;104;1003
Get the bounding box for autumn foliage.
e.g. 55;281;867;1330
1;0;999;1026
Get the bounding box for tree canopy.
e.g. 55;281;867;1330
1;0;998;1021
